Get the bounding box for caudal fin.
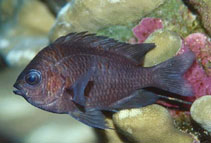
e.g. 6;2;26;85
151;52;195;96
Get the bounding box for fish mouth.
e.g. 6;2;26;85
13;83;26;96
13;84;44;105
13;83;58;109
13;84;45;106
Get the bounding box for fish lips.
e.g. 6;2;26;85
13;83;58;111
13;83;48;110
13;83;26;97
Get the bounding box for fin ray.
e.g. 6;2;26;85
151;52;195;96
70;65;96;106
70;109;110;129
53;32;155;63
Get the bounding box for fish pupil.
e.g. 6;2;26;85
25;70;41;85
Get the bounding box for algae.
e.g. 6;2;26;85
146;0;204;37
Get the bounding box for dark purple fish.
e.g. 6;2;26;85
13;32;195;129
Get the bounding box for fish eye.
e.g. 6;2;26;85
25;69;42;85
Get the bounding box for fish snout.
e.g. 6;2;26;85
13;83;26;97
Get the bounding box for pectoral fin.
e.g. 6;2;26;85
70;109;110;129
70;67;95;106
110;89;159;110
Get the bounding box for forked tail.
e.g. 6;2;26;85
150;51;195;96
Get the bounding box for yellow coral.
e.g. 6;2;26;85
144;30;182;67
49;0;166;41
191;95;211;132
112;105;193;143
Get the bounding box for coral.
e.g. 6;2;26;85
49;0;166;41
184;33;211;76
188;0;211;36
131;17;211;141
178;33;211;98
143;29;182;67
132;17;211;99
1;0;210;142
132;17;163;43
132;18;183;67
112;104;194;143
184;62;211;99
191;95;211;132
97;25;134;42
102;118;123;143
146;0;203;37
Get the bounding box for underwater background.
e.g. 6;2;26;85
0;0;210;143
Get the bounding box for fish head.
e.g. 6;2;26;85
13;49;67;113
13;68;42;98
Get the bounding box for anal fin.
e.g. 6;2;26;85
110;89;159;110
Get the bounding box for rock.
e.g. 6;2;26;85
0;0;55;67
41;0;68;16
189;0;211;36
17;0;55;35
24;122;97;143
0;0;20;24
0;67;97;142
0;0;55;35
0;53;7;70
113;104;194;143
0;35;49;67
191;95;211;132
5;36;49;66
143;30;182;67
49;0;166;41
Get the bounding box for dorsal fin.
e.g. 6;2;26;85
53;32;155;63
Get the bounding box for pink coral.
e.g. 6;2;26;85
178;33;211;99
184;33;211;76
184;33;207;57
184;61;211;98
132;18;211;100
133;17;163;43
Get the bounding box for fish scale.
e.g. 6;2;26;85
59;52;140;108
87;74;140;108
13;32;195;129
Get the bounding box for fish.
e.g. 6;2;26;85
13;32;195;129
